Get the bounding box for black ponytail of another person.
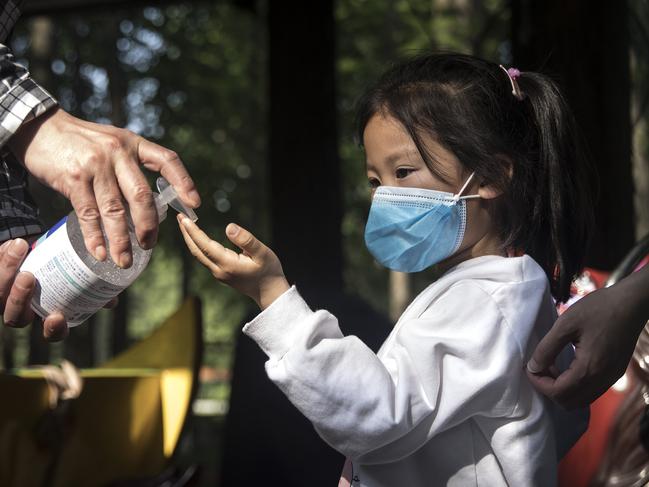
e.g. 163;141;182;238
356;53;594;301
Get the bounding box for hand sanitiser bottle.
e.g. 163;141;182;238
19;177;198;326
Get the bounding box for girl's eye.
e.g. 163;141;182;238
395;168;414;179
368;178;380;189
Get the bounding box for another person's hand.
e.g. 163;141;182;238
178;215;289;310
0;238;119;341
0;238;67;340
527;269;649;409
9;108;201;268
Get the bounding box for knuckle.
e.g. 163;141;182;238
14;273;34;291
109;234;132;248
131;184;154;206
77;205;101;223
241;234;255;248
67;165;88;183
81;148;105;169
101;198;126;218
198;243;213;258
9;295;25;308
162;149;180;162
101;134;124;153
1;251;19;268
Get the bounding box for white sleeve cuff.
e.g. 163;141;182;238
242;285;313;360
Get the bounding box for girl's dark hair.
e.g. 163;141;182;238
356;53;594;301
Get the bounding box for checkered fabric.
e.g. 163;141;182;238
0;0;58;241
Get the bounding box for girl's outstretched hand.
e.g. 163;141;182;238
178;215;290;310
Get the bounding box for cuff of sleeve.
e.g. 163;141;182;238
0;77;58;147
242;285;312;360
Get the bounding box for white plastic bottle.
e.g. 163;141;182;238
19;177;198;326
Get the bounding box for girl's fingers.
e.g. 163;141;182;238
178;218;225;278
178;215;241;263
178;215;222;254
225;223;266;261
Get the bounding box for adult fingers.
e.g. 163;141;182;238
93;170;132;268
225;223;267;262
114;156;158;250
3;272;35;327
43;312;68;342
526;355;593;409
137;138;200;208
0;239;29;311
527;317;577;374
69;180;106;261
525;369;559;399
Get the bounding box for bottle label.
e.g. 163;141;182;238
19;216;125;325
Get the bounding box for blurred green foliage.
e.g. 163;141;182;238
630;0;649;239
11;3;267;386
7;0;510;402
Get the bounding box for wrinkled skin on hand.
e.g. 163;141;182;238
4;107;198;339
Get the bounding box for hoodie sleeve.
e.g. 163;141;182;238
243;282;526;464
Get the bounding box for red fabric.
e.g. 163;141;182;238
558;382;629;486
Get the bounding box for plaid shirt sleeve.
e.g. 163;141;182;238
0;0;59;241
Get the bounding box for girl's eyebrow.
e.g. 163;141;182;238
384;148;420;166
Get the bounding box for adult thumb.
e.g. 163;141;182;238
225;223;265;260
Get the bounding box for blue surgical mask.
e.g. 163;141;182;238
364;173;480;273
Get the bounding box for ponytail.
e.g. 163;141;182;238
517;73;594;301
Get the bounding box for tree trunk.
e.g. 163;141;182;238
221;3;347;486
266;2;343;303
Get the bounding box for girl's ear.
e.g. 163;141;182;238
477;182;503;200
478;156;513;200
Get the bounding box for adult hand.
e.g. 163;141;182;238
527;268;649;409
0;238;67;340
9;107;201;268
0;238;118;341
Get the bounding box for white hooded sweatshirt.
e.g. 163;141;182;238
243;255;588;487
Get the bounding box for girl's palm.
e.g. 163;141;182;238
178;216;289;309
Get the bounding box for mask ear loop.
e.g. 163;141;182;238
453;172;482;202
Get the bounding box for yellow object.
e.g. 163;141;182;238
0;297;202;487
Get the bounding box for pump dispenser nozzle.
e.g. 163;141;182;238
154;177;198;223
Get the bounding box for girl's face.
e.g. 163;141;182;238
363;113;505;270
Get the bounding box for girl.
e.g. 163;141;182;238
178;53;592;486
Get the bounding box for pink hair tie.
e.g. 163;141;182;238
499;64;525;101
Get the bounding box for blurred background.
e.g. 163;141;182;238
0;0;648;486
